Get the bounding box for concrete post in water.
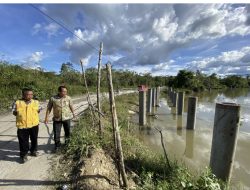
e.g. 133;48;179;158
173;92;178;107
139;90;146;126
177;92;185;115
152;88;156;107
210;103;241;181
155;87;158;106
156;86;160;107
170;91;173;104
147;88;152;114
186;97;198;130
172;92;175;105
176;116;183;136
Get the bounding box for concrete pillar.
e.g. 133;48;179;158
155;87;158;106
171;107;176;120
177;116;183;136
156;86;160;107
152;88;156;107
173;92;178;107
139;91;146;126
170;91;173;104
210;103;241;181
147;88;152;114
177;92;185;115
186;97;198;130
172;91;175;105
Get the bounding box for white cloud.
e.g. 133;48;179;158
32;23;42;35
29;51;43;63
80;56;90;67
44;23;60;37
187;46;250;76
109;54;123;62
40;4;250;75
62;29;99;63
21;51;44;70
32;22;60;37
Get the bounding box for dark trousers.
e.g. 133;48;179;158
53;120;71;147
17;125;39;157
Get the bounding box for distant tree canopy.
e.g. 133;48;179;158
0;61;167;112
168;69;250;92
0;61;249;112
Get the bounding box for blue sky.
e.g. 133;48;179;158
0;4;250;76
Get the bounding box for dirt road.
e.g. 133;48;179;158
0;90;135;190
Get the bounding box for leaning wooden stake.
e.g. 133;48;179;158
155;127;172;170
106;62;128;188
80;59;96;127
97;42;103;134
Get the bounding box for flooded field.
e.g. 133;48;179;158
133;88;250;189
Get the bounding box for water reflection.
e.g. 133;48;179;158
133;88;250;189
184;130;194;159
171;107;176;119
176;116;183;136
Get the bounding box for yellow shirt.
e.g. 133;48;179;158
15;99;40;129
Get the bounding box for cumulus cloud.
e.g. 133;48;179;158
61;29;99;64
38;4;250;75
21;51;43;70
32;22;60;37
187;46;250;76
245;4;250;25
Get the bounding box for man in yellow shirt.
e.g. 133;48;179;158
12;88;41;163
44;86;75;152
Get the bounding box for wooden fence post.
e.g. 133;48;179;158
106;63;128;188
97;42;103;134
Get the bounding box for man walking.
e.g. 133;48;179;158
44;85;75;152
12;88;41;163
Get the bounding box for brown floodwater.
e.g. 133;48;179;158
132;88;250;190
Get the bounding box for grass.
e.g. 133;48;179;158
52;93;227;190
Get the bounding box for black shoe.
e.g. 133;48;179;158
20;155;28;164
30;151;37;157
54;146;60;153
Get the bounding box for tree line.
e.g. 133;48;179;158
0;61;166;112
167;69;250;92
1;61;249;112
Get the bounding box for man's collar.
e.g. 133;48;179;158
57;94;66;98
21;98;32;103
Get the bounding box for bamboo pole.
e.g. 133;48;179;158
80;59;96;127
97;42;103;134
106;62;128;188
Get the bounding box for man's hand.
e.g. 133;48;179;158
44;117;49;124
13;111;17;116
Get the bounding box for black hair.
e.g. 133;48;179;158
58;85;67;92
22;87;33;95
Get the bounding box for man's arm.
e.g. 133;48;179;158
69;98;76;118
12;101;17;116
44;98;53;124
37;101;43;113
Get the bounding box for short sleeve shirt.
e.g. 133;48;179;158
12;99;42;112
47;95;73;121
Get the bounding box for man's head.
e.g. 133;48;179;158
58;85;67;97
22;88;33;101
